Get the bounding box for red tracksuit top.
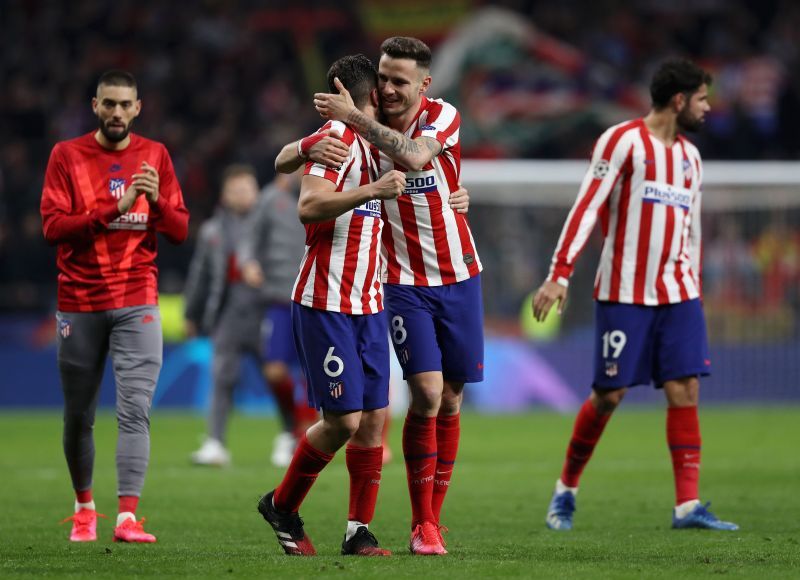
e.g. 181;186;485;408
41;132;189;312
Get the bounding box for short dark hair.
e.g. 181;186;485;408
221;163;257;184
650;59;712;109
327;54;378;109
97;69;137;91
380;36;432;70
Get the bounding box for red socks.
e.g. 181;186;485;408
118;495;138;515
76;489;93;504
273;435;334;513
560;399;612;488
345;444;383;524
667;406;701;505
271;376;297;428
432;413;460;522
403;413;437;527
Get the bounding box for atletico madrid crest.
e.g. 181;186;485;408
604;361;618;377
328;381;344;399
59;318;72;339
682;159;693;181
109;178;126;200
398;347;410;365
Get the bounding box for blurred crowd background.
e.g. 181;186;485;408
1;0;798;337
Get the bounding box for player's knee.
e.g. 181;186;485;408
211;362;240;391
665;377;699;406
323;411;361;441
116;389;154;433
591;387;626;413
408;380;443;414
63;409;96;432
440;382;464;415
439;393;462;415
351;408;386;446
409;390;441;415
262;362;289;385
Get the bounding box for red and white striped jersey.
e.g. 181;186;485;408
292;121;384;315
378;96;482;287
547;118;703;305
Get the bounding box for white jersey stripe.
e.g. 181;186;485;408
548;118;703;305
293;123;384;314
380;97;481;287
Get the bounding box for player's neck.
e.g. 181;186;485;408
643;111;679;147
385;98;423;133
94;130;131;151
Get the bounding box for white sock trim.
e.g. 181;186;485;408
116;512;136;526
75;500;96;512
345;520;367;542
556;479;578;495
674;499;701;519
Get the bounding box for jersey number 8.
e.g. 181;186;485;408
391;316;407;345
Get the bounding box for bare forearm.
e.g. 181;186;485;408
345;109;438;171
275;141;305;174
298;185;375;223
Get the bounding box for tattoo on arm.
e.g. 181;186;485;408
345;109;441;162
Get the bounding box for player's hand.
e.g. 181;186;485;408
241;261;264;288
449;183;470;214
313;77;355;122
372;170;406;200
117;178;146;214
532;280;568;322
132;162;160;203
304;130;349;168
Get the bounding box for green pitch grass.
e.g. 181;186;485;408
1;408;798;578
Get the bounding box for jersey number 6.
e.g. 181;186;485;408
323;346;344;377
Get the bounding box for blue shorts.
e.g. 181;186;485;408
291;303;390;412
261;304;298;365
383;274;484;383
593;298;711;389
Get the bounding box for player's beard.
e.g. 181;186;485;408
98;117;134;143
677;108;704;133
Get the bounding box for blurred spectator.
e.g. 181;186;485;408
1;0;799;313
752;214;800;308
704;217;759;307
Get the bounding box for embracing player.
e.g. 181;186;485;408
532;59;738;532
257;54;405;557
314;37;483;555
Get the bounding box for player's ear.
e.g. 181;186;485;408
672;91;687;113
91;97;99;115
134;99;142;118
419;73;432;95
370;88;379;108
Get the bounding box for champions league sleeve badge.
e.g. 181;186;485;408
593;159;610;180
